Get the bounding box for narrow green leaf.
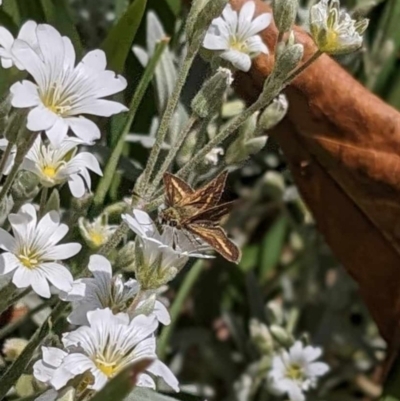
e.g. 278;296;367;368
260;215;288;283
164;0;181;16
101;0;148;73
44;189;60;214
16;0;45;22
2;0;20;25
239;244;259;272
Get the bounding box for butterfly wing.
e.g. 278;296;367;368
163;172;194;206
183;171;228;211
185;201;236;224
187;223;241;263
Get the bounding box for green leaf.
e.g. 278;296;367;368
101;0;148;73
239;244;259;272
124;388;180;401
16;0;45;22
260;215;288;283
44;189;60;214
164;0;181;16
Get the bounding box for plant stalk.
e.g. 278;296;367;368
0;140;14;180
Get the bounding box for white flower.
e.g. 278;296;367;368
33;347;67;385
65;254;170;326
36;308;179;392
268;341;329;401
122;209;211;289
203;2;271;72
205;147;224;166
22;136;102;198
10;23;128;146
0;21;37;69
310;0;369;55
78;214;117;249
0;138;16;175
0;204;81;298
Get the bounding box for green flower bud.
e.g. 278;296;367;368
191;68;233;118
11;171;39;202
186;0;228;52
258;94;288;130
273;0;298;34
114;241;136;272
270;325;295;347
273;43;304;81
250;319;274;354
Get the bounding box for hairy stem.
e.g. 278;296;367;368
136;50;197;195
0;140;13;180
145;115;197;198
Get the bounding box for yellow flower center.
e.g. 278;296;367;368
40;83;72;116
88;230;107;247
229;37;247;52
95;360;119;378
286;364;304;381
42;165;57;179
18;248;40;269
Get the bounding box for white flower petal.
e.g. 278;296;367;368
9;81;39;107
43;243;81;260
66;117;100;144
88;254;112;275
45;117;69;147
0;228;16;251
27;105;58;131
0;253;19;274
220;49;252;71
147;360;179;392
40;263;73;292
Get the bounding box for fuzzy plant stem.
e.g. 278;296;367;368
284;50;323;84
93;39;169;208
157;260;204;360
145;115;198;198
136;50;197;195
0;132;39;205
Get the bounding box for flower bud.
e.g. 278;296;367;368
11;171;39;202
273;0;298;34
270;325;294;347
191;68;233;119
186;0;228;52
250;319;274;354
114;241;136;272
3;338;28;362
273;43;304;81
258;94;289;131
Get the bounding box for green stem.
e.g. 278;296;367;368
136;50;197;195
0;140;14;180
157;260;204;360
176;97;266;180
38;186;48;218
93;39;169;207
0;132;39;205
145;115;197;198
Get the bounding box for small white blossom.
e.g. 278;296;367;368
22;136;102;198
0;204;81;298
203;2;271;72
78;214;117;249
34;308;179;392
65;254;170;326
268;341;329;401
0;21;37;69
205;147;224;166
0;138;16;175
10;23;128;146
310;0;369;55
